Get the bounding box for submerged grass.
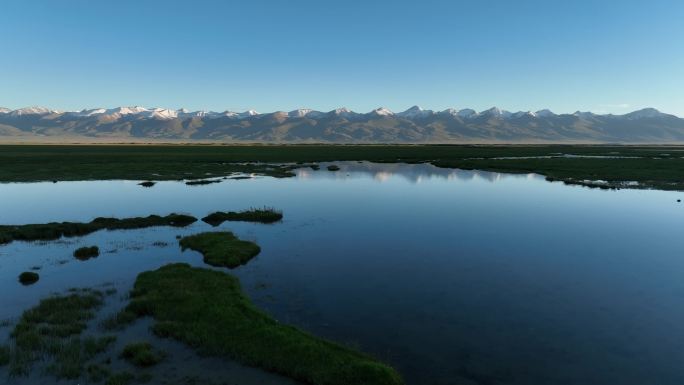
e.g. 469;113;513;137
7;291;106;378
120;342;165;367
18;272;40;285
125;263;403;385
101;310;138;332
179;232;261;268
0;213;197;245
202;207;283;226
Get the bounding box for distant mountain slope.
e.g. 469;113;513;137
1;105;683;143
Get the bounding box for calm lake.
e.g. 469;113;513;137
1;162;683;385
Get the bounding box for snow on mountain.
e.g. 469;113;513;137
288;109;312;118
143;108;178;120
511;111;536;119
329;107;359;119
9;106;59;116
179;109;217;118
0;106;677;124
397;106;433;118
370;107;394;116
480;107;512;119
288;109;324;118
237;110;259;119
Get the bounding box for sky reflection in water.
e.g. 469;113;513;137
1;162;683;385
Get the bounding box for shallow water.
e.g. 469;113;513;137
1;162;684;385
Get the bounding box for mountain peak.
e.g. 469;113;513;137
397;105;433;118
535;109;556;117
481;107;511;118
624;108;666;119
288;109;313;118
238;110;259;118
457;109;478;119
370;107;394;116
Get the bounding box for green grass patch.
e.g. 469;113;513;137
125;263;403;385
18;271;39;285
0;213;197;245
202;207;283;226
120;342;165;367
74;246;100;260
179;232;261;268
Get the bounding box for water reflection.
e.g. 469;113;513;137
296;161;544;184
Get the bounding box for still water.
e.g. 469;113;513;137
1;162;683;385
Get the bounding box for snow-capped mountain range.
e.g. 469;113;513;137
0;105;683;143
3;105;674;120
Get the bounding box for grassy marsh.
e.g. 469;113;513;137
0;213;197;245
124;263;403;385
202;207;283;226
2;144;684;190
179;232;261;268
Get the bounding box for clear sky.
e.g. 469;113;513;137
2;0;683;115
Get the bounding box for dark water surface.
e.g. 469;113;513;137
1;162;683;385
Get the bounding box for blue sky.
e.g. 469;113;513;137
2;0;683;115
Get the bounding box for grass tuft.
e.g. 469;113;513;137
120;342;165;367
185;179;221;186
18;271;40;285
202;207;283;226
179;232;261;268
74;246;100;260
